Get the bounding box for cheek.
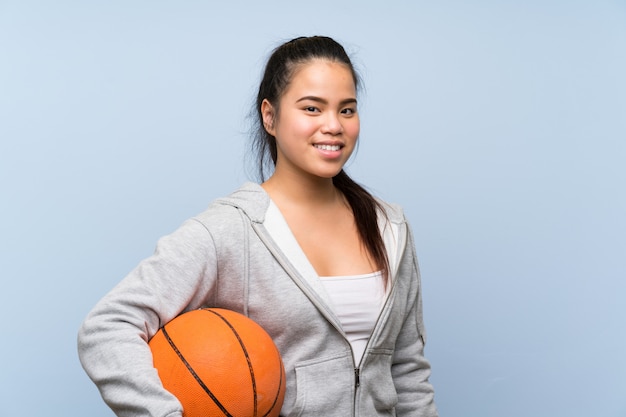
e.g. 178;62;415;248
345;119;360;140
297;116;320;134
279;117;317;139
285;119;319;142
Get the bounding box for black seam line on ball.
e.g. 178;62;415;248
263;360;284;417
204;308;258;417
162;324;235;417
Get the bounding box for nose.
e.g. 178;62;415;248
321;112;343;135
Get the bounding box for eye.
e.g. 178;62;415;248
304;106;320;113
341;107;357;115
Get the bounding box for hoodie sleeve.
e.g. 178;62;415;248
391;223;439;417
77;218;218;417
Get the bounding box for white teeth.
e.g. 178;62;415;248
315;144;340;151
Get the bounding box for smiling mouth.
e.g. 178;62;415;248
314;144;341;151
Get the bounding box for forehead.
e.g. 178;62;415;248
284;59;356;97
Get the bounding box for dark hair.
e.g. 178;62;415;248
251;36;389;283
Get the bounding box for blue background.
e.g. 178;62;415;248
1;1;625;416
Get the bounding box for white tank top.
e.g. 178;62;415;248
319;271;385;364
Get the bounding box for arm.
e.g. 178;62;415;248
77;218;218;417
391;228;438;417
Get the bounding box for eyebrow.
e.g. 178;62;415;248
295;96;357;106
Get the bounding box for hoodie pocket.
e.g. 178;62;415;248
288;353;354;417
361;350;398;414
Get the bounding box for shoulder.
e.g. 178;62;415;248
192;182;270;230
374;197;406;225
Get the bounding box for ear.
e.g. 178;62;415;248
261;99;276;136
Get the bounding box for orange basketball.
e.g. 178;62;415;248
149;308;286;417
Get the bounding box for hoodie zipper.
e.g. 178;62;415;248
351;267;401;416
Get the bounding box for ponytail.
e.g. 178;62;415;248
333;170;389;287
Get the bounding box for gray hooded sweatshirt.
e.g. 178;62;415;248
77;182;438;417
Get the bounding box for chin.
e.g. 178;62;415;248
316;169;344;179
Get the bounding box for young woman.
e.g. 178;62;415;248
78;36;438;417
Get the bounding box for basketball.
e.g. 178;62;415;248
149;308;286;417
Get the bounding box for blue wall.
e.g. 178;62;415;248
1;1;624;416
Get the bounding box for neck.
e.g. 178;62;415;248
261;170;343;209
